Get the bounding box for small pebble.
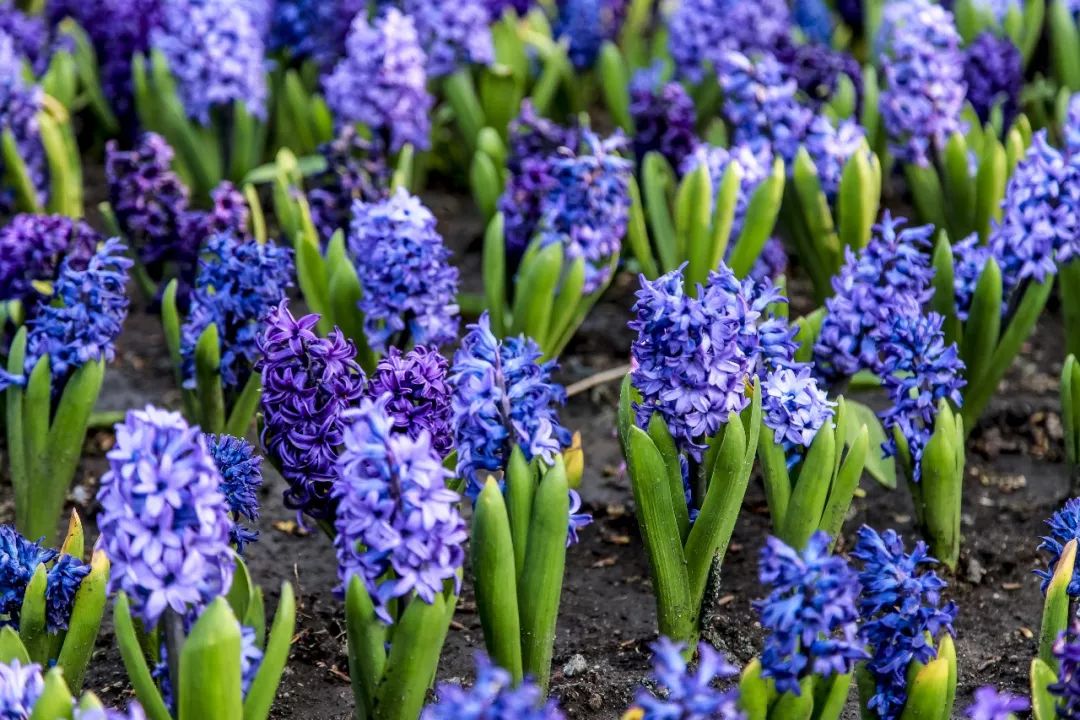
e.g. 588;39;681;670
588;693;603;711
563;654;588;678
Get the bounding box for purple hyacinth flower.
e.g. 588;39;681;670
1052;620;1080;717
179;232;294;391
853;526;957;720
333;395;466;623
206;434;263;553
0;660;43;718
403;0;494;77
793;0;834;45
348;189;460;352
755;532;868;694
965;686;1028;720
0;214;98;306
323;8;433;152
0;32;46;215
306;126;390;242
536;131;632;293
257;302;366;521
366;346;454;458
0;525;90;633
963;32;1022;127
668;0;791;84
629;264;796;459
553;0;628;70
485;0;534;19
629;64;699;171
750;236;789;283
423;653;565;719
762;365;835;448
0;3;52;75
450;313;572;497
951;234;993;321
1036;498;1080;597
634;638;743;719
73;702;148;720
269;0;362;65
96;406;235;628
878;0;967;167
803;116;867;201
775;42;863;110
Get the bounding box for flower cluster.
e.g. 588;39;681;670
668;0;790;83
423;654;565;720
257;302;366;520
13;238;132;388
754;532;866;694
553;0;628;69
269;0;362;65
498;104;580;258
0;525;90;633
803;116;867;201
762;365;835;448
73;704;148;720
951;234;993;322
813;213;934;380
324;8;433;152
0;214;98;306
348;190;459;351
681;143;773;242
96;407;235;628
1053;621;1080;716
878;0;967;166
633;638;743;719
853;526;957;720
792;0;834;45
629;65;698;171
0;31;46;215
366;346;455;458
537;132;631;293
306;127;390;242
180;232;294;390
333;395;466;623
965;687;1029;720
402;0;493;77
775;42;863;110
206;434;263;553
450;313;572;498
151;0;268;124
963;31;1022;127
629;264;795;458
1036;498;1080;596
0;3;52;75
0;660;43;718
876;298;966;480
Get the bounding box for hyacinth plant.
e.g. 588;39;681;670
737;532;869;719
2;232;131;544
99;407;296;720
853;526;959;720
622;638;743;719
423;653;565;719
0;659;148;720
1;31;83;219
455;313;587;691
132;0;269;197
484;116;631;358
159;231;294;436
953;0;1043;69
0;515;108;693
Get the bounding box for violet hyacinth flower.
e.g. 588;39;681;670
96;406;235;628
853;526;957;720
485;0;533;19
751;236;789;283
366;346;454;458
755;532;867;694
629;264;796;459
813;212;934;380
179;232;294;391
1052;620;1080;716
0;660;43;718
1036;498;1080;596
257;302;366;521
0;31;46;215
323;8;433;152
423;653;565;719
951;234;994;321
269;0;362;65
668;0;791;83
402;0;494;77
803;116;867;201
0;3;51;75
72;702;148;720
629;64;699;171
151;0;268;124
762;365;835;448
206;434;263;553
553;0;628;69
0;214;98;305
681;143;774;242
306;127;390;242
775;42;863;110
965;687;1028;720
963;32;1022;127
333;395;466;623
348;189;460;352
878;0;967;166
537;131;632;293
450;313;572;498
793;0;834;45
633;638;743;719
0;525;90;633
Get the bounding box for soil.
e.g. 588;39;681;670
2;190;1072;719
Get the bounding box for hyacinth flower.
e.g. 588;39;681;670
424;654;565;719
621;638;742;719
133;0;268;197
290;188;458;374
964;687;1028;720
0;516;107;693
0;660;148;720
2;237;131;544
953;0;1043;68
618;264;785;646
159;231;293;436
453;314;587;691
737;533;869;718
98;407;296;720
1;31;83;219
853;526;958;720
333;396;467;720
485;126;631;358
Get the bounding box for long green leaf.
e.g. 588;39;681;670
483;214;508;336
56;551;109;692
345;577;386;719
243;583;296;720
511;241;562;345
113;595;171;720
780;420;836;549
472;480;524;683
373;592;453;720
179;598;243;720
1040;539;1077;669
194;324;226;434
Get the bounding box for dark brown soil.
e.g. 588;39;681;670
2;191;1072;719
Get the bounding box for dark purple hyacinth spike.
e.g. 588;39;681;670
0;32;46;215
629;64;699;171
668;0;791;83
366;346;454;458
306;126;390;242
775;42;863;110
206;433;263;553
257;302;366;520
0;214;98;306
963;32;1022;127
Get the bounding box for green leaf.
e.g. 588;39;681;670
243;584;296;720
974;138;1007;241
28;669;74;720
1040;539;1077;669
0;627;29;664
846;400;895;489
905;163;947;231
642;152;678;272
345;577;386;718
898;655;952;720
6;329;28;528
545;257;586;357
737;659;769;720
113;595;172;720
1050;0;1080;91
444;70;486;149
56;550;109;692
479;68;524;140
820;423;868;545
226;556;253;622
836;144;878;254
472;480;524;683
194;323;226;434
470;151;502;220
179;598;243;720
511;240;563;346
18;565;48;663
626;176;659;278
225;374;262;439
20;355;51;540
780;421;836;549
730;157;784;278
39;111;81;218
1032;658;1060;720
373;591;453;720
919;403;963;570
483;214;508;337
757;420;791;531
931;234;961;346
293;231;329;322
770;678;814;720
648;415;690;543
598;42;632;132
707;161;742;270
677;162;714;289
812;672;853;720
942;132;975;239
961;256;1003;392
327;257;372;371
2;128;43;213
